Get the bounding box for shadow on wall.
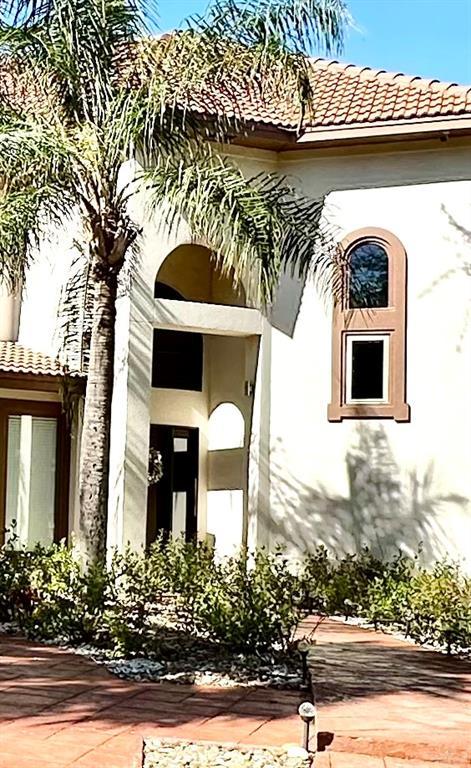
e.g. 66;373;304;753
269;267;307;338
420;205;471;353
266;423;468;563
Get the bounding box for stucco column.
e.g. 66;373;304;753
107;273;153;552
247;318;272;550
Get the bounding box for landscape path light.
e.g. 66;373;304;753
297;638;316;689
298;700;316;752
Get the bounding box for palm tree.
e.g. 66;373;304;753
0;0;349;564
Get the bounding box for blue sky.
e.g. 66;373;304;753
156;0;471;84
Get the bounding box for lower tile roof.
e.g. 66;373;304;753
0;341;83;377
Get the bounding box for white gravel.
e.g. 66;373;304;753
71;644;303;688
144;740;311;767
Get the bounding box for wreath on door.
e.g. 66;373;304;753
148;447;163;485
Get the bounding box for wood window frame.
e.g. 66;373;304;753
0;399;70;545
328;227;410;422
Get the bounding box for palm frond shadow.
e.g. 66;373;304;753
419;204;471;353
260;423;467;563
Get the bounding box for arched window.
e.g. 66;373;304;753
328;228;409;422
208;403;245;450
348;242;388;309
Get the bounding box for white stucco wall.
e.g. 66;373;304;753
17;215;82;355
9;137;471;568
267;165;471;568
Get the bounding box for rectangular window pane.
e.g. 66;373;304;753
349;339;385;401
5;415;57;547
173;437;188;453
152;330;203;391
172;491;187;540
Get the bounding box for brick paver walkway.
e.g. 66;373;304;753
0;636;304;767
0;621;469;768
307;618;471;768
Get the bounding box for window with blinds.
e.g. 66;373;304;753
5;415;57;547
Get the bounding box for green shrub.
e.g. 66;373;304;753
405;561;471;655
300;545;471;654
300;545;332;613
147;536;217;634
0;539;108;641
301;545;413;617
0;546;37;623
101;548;162;654
362;572;413;629
196;548;304;652
26;546;106;641
0;537;469;658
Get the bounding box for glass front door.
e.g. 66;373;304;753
146;425;199;545
5;415;58;546
0;400;68;548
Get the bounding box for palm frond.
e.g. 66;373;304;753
0;0;347;299
54;243;94;372
0;184;66;286
0;113;77;285
122;0;349;142
0;122;71;179
0;0;152;124
184;0;350;129
191;0;350;55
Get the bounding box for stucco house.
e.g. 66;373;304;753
1;58;470;568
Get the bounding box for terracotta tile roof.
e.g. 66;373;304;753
101;40;471;134
0;342;83;377
300;59;471;131
2;46;470;136
185;58;471;132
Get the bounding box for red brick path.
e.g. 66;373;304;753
308;618;471;768
0;621;469;768
0;637;303;767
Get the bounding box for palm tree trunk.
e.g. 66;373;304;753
79;255;117;564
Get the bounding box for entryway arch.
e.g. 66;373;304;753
155;244;247;307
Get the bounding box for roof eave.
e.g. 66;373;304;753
296;115;471;147
230;115;471;151
0;369;86;391
230;121;298;150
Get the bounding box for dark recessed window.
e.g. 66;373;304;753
347;336;388;402
349;242;388;309
152;330;203;391
154;281;184;300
